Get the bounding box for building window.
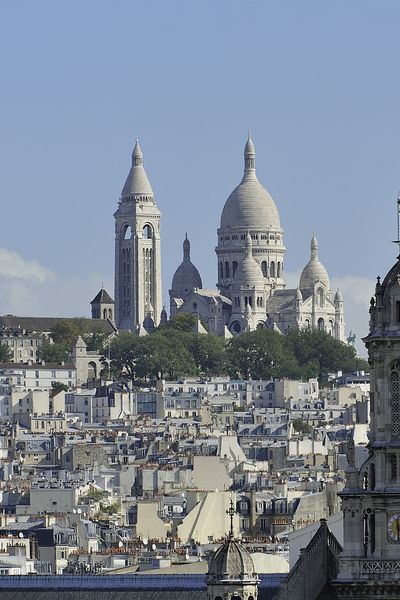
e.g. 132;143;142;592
391;362;400;437
391;454;397;482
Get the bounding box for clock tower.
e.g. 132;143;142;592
333;228;400;597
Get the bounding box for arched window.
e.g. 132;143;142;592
108;308;113;319
304;319;310;329
248;296;252;307
103;308;107;319
362;471;368;490
391;362;400;437
329;320;334;335
225;261;230;278
88;362;97;382
396;301;400;323
123;225;132;240
370;463;375;490
219;262;224;279
270;261;275;278
230;321;241;334
317;287;324;306
277;262;281;278
317;317;325;331
232;261;238;277
261;261;268;277
143;224;152;239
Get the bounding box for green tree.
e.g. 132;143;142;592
85;329;108;353
51;381;68;392
138;330;198;380
0;344;12;363
108;332;144;382
292;417;313;434
284;329;363;382
51;319;85;347
190;334;226;376
226;329;286;379
37;340;69;363
163;313;199;333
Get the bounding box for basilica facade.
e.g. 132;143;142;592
170;134;345;340
113;135;345;339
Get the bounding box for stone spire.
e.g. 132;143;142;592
121;139;154;199
183;233;190;261
244;131;256;175
311;232;318;260
132;139;143;166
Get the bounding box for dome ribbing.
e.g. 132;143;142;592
220;135;281;230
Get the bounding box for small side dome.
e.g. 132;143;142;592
334;289;343;302
296;287;303;301
171;235;202;298
234;234;264;287
207;538;257;582
299;233;330;290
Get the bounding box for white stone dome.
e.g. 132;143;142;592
220;135;281;230
299;234;330;290
234;233;264;286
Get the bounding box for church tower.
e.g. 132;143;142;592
114;140;162;332
333;226;400;598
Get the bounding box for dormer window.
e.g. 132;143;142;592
396;301;400;323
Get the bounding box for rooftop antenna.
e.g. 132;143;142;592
392;191;400;257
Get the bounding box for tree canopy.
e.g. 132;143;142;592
0;343;12;363
106;321;367;384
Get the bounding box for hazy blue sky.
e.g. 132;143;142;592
1;1;400;354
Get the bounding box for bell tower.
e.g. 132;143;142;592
334;201;400;598
114;140;162;332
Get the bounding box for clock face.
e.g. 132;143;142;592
387;514;400;542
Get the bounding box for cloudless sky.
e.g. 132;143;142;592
1;1;400;352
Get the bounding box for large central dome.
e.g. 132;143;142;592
220;134;281;230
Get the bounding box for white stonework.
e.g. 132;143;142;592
265;234;345;340
114;140;162;333
216;133;285;299
170;135;345;340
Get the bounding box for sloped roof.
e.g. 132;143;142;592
0;316;117;335
192;289;232;305
91;289;114;305
265;289;295;313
